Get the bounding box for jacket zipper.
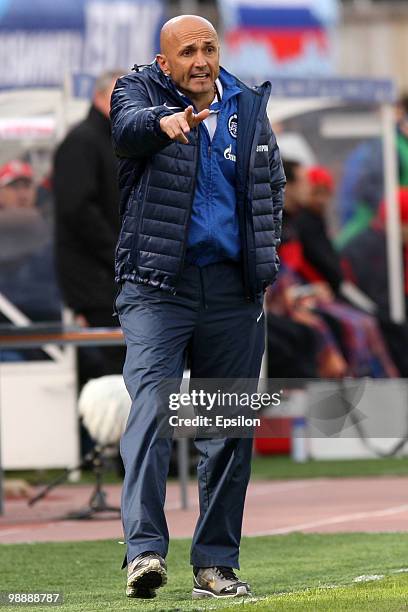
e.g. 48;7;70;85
172;127;200;295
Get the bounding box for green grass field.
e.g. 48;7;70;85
1;533;408;611
250;455;408;480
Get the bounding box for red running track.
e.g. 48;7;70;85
0;477;407;544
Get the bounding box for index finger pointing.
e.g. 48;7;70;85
192;108;210;125
184;106;194;120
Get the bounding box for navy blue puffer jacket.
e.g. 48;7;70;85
110;61;285;300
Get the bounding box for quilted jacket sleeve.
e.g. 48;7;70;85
110;74;174;159
266;120;286;246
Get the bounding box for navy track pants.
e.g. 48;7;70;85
116;262;265;570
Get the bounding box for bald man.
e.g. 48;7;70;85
111;15;285;600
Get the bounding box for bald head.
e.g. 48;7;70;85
160;15;218;55
156;15;220;111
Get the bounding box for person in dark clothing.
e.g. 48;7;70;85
342;187;408;317
267;312;318;378
280;159;310;245
0;161;62;361
53;70;125;386
280;161;341;295
111;15;285;600
268;160;342;377
341;188;408;375
295;166;343;294
278;160;398;378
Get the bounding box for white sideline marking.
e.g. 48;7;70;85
250;503;408;536
248;480;326;495
354;574;384;582
0;521;84;540
269;568;408;599
0;528;24;538
206;597;268;608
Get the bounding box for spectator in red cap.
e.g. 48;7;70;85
0;159;62;336
0;160;35;210
285;164;343;295
278;162;399;378
306;166;335;212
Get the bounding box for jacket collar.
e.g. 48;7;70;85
175;71;242;113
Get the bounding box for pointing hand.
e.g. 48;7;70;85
160;105;210;144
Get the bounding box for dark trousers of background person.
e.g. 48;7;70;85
267;313;318;378
379;318;408;376
77;310;126;458
116;262;265;571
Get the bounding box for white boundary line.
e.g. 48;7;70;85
250;503;408;536
267;568;408;599
248;480;326;495
1;484;407;541
0;528;25;538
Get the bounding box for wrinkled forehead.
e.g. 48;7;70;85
170;25;218;50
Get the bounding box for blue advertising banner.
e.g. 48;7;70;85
0;0;164;88
253;77;396;104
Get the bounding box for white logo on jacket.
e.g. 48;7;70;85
224;144;236;162
256;144;268;152
228;113;238;138
163;102;182;110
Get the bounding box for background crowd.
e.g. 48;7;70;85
1;80;407;385
0;0;408;465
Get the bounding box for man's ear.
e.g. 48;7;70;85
156;54;169;74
